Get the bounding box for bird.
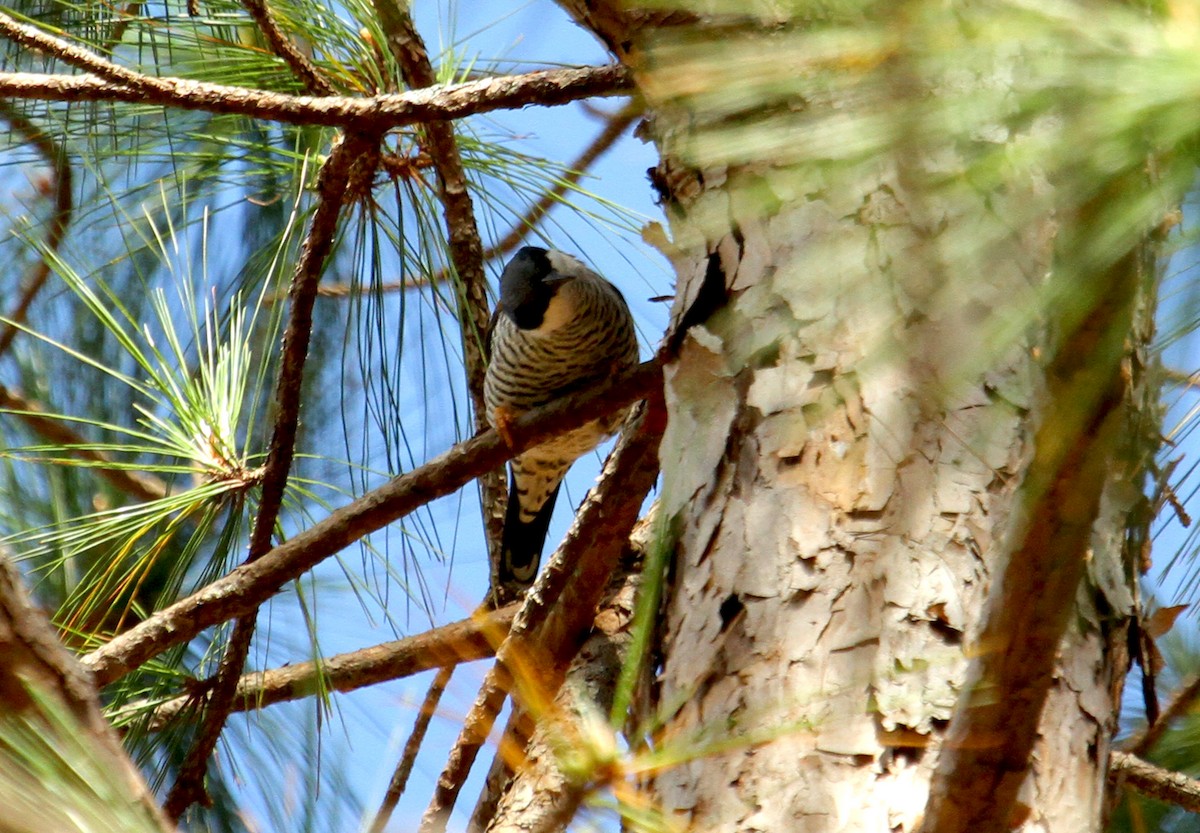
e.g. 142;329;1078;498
483;246;639;606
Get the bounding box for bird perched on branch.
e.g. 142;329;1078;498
484;246;639;606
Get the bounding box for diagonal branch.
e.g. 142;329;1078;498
0;101;72;361
0;66;633;130
418;391;665;833
239;0;335;96
374;1;503;559
80;359;662;687
0;385;168;503
1109;751;1200;814
489;101;640;255
164;130;378;820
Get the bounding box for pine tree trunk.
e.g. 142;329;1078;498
548;8;1157;832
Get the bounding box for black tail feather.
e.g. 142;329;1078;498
491;472;561;605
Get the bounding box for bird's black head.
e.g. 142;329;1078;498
499;246;568;330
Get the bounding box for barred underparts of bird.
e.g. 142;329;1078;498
484;246;639;605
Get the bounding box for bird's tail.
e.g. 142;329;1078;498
490;471;562;606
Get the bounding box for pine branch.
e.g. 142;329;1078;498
1110;752;1200;814
141;604;517;730
0;66;633;129
80;359;663;687
164;131;378;820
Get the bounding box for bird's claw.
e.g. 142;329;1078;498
494;405;518;448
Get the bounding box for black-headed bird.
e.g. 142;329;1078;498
483;246;639;605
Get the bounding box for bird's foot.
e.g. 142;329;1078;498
493;405;518;448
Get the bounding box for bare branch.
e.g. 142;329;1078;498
0;66;633;130
239;0;335;96
142;604;516;730
80;359;662;687
418;392;665;833
1110;751;1200;814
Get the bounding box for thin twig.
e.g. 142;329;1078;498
368;664;456;833
239;0;335;96
0;65;633;130
1162;367;1200;389
0;385;168;503
141;604;517;730
1126;673;1200;757
418;393;665;833
0;101;72;360
163;131;377;820
1110;751;1200;814
80;359;662;687
489;101;640;255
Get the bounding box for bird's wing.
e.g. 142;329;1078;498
484;303;502;362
